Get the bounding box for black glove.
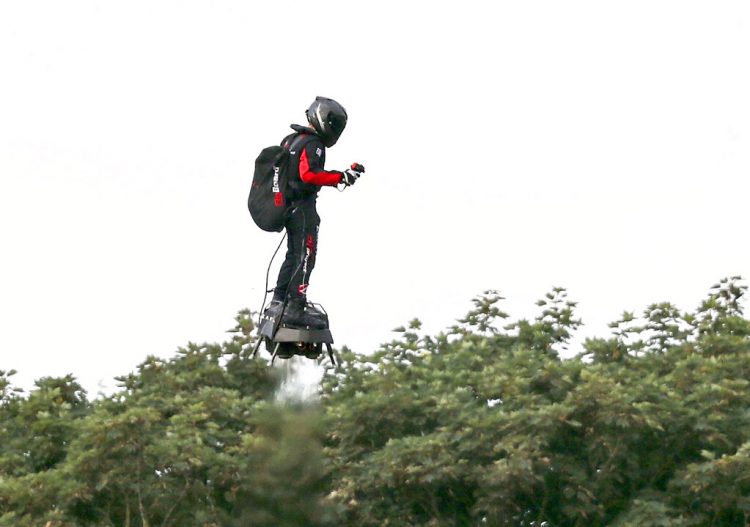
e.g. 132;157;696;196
341;163;365;186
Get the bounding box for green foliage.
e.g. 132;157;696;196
323;280;750;526
1;278;749;526
0;315;334;526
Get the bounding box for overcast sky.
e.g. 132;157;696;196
1;1;748;395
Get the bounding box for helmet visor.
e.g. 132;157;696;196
325;112;347;146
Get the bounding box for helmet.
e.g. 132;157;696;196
305;96;348;147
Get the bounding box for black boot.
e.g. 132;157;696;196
282;298;327;329
262;299;284;320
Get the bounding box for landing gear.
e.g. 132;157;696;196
252;302;336;366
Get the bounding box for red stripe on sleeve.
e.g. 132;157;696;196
299;149;342;186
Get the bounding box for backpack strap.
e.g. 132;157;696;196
280;132;321;203
283;132;318;154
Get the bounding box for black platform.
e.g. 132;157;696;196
253;308;336;365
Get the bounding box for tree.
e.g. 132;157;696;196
1;279;748;526
322;280;750;526
0;312;335;526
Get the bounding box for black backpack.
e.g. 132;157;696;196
248;134;313;232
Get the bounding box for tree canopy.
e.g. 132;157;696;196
2;277;749;526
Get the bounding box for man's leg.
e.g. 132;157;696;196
288;225;318;300
278;202;326;328
274;226;304;302
274;203;318;293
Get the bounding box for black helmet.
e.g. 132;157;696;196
305;96;348;147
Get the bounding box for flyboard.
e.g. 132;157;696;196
252;301;336;365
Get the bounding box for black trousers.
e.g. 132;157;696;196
274;198;320;301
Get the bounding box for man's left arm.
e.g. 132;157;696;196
298;142;343;187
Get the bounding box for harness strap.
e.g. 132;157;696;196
282;132;320;204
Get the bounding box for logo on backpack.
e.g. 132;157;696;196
273;166;283;207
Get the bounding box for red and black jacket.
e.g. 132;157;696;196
282;125;342;200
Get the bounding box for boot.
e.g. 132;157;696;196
262;299;284;320
282;298;327;329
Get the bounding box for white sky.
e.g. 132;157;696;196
1;1;748;395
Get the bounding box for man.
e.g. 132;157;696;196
266;96;364;329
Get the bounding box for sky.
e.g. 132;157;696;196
1;1;748;395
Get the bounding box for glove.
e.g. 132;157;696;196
341;163;365;187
